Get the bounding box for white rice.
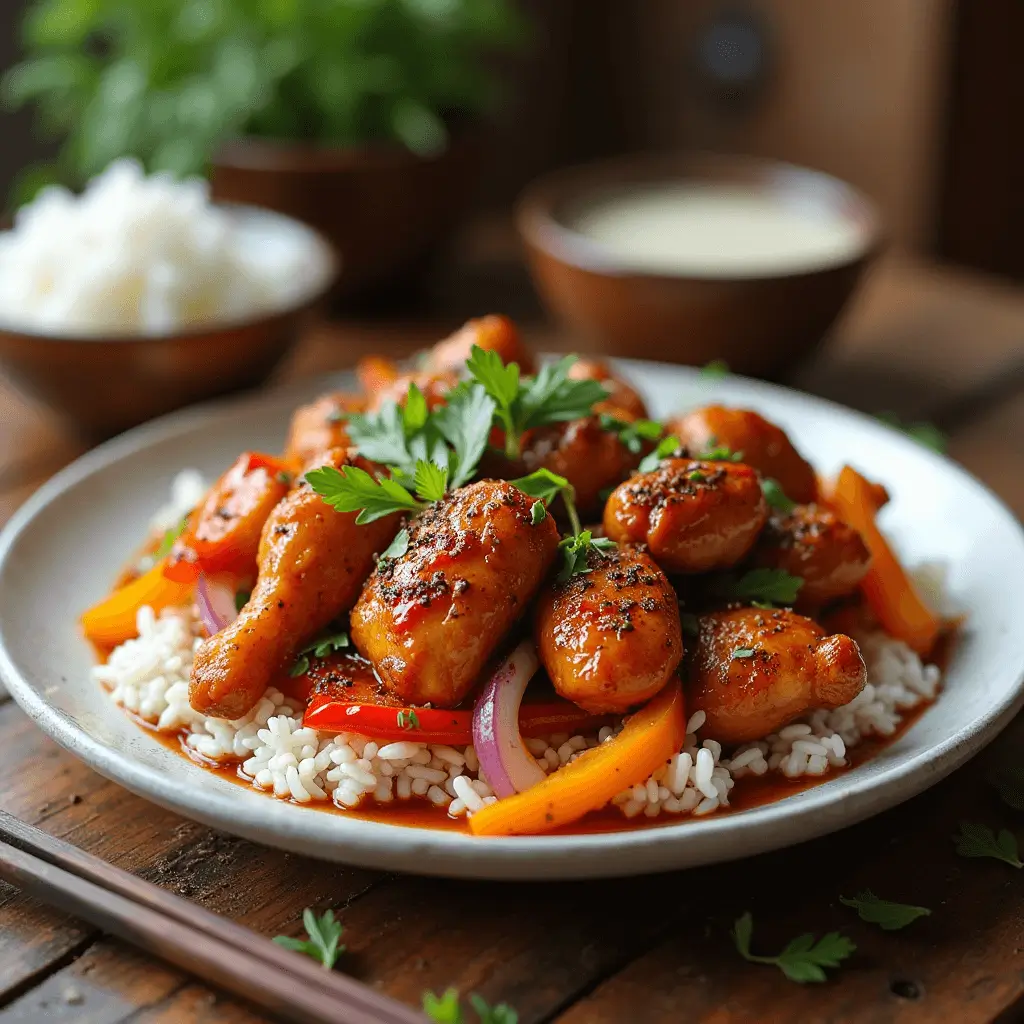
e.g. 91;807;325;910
92;474;945;822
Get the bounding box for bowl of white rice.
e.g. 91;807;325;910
0;160;337;438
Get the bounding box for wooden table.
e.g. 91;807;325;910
1;256;1023;1023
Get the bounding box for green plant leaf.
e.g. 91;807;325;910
839;890;931;931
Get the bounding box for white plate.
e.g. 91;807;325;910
1;361;1023;880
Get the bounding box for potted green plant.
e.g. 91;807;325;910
3;0;526;299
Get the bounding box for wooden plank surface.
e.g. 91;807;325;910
0;257;1022;1023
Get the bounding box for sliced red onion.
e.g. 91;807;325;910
196;573;239;637
471;639;547;799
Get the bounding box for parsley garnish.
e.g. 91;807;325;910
396;709;421;730
638;435;683;473
732;647;756;659
597;413;665;454
697;442;743;462
466;346;609;459
762;478;796;513
701;358;730;379
529;500;546;525
688;470;706;482
273;908;345;969
877;412;947;454
290;630;350;677
233;589;250;613
714;568;804;607
154;516;189;560
732;912;855;983
423;989;517;1024
954;823;1023;867
378;528;410;565
306;463;426;524
988;764;1024;811
558;531;617;582
839;890;931;931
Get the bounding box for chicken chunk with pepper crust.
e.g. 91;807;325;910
688;607;867;744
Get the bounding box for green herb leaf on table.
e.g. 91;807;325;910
714;568;804;607
638;435;684;473
273;908;344;969
762;478;796;513
289;630;349;678
597;413;665;454
954;823;1023;867
701;358;730;379
422;989;518;1024
732;911;855;983
306;464;425;524
378;528;410;566
839;890;931;930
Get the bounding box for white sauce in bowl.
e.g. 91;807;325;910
569;183;865;278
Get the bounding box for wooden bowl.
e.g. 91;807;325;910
516;153;882;377
0;206;337;440
211;131;481;301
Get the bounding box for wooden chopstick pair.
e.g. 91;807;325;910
0;809;423;1024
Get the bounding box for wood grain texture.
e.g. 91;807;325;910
0;258;1021;1022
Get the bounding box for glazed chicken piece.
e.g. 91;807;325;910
367;368;459;412
351;479;560;707
568;358;649;420
753;504;872;605
521;415;645;520
604;458;768;573
688;607;867;744
189;449;400;719
535;545;682;713
284;393;366;466
425;314;536;375
668;406;817;504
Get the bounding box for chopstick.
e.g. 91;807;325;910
0;810;424;1024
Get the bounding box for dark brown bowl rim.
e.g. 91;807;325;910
515;151;885;284
0;202;339;345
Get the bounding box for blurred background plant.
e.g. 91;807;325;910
2;0;527;203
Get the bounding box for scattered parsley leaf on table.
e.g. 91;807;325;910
839;890;931;930
988;764;1024;812
273;908;344;969
714;568;804;607
422;989;518;1024
732;911;855;983
954;823;1023;867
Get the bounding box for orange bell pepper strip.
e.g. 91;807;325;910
828;465;941;657
81;559;195;647
468;679;686;837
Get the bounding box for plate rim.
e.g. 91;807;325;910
2;360;1023;880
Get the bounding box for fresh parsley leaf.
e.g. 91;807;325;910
597;414;665;454
346;398;418;477
638;435;682;473
988;764;1024;811
234;589;251;613
732;911;855;983
431;382;497;488
877;412;947;454
396;709;421;730
762;478;796;513
954;823;1023;867
510;467;571;506
403;382;429;432
422;989;517;1024
273;908;345;969
290;630;349;677
306;465;425;524
698;443;743;462
530;500;546;525
688;470;706;482
154;516;189;559
732;647;756;659
680;611;700;638
557;531;616;582
379;528;410;565
714;568;804;607
701;358;730;379
839;890;931;931
415;460;449;502
466;347;608;458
